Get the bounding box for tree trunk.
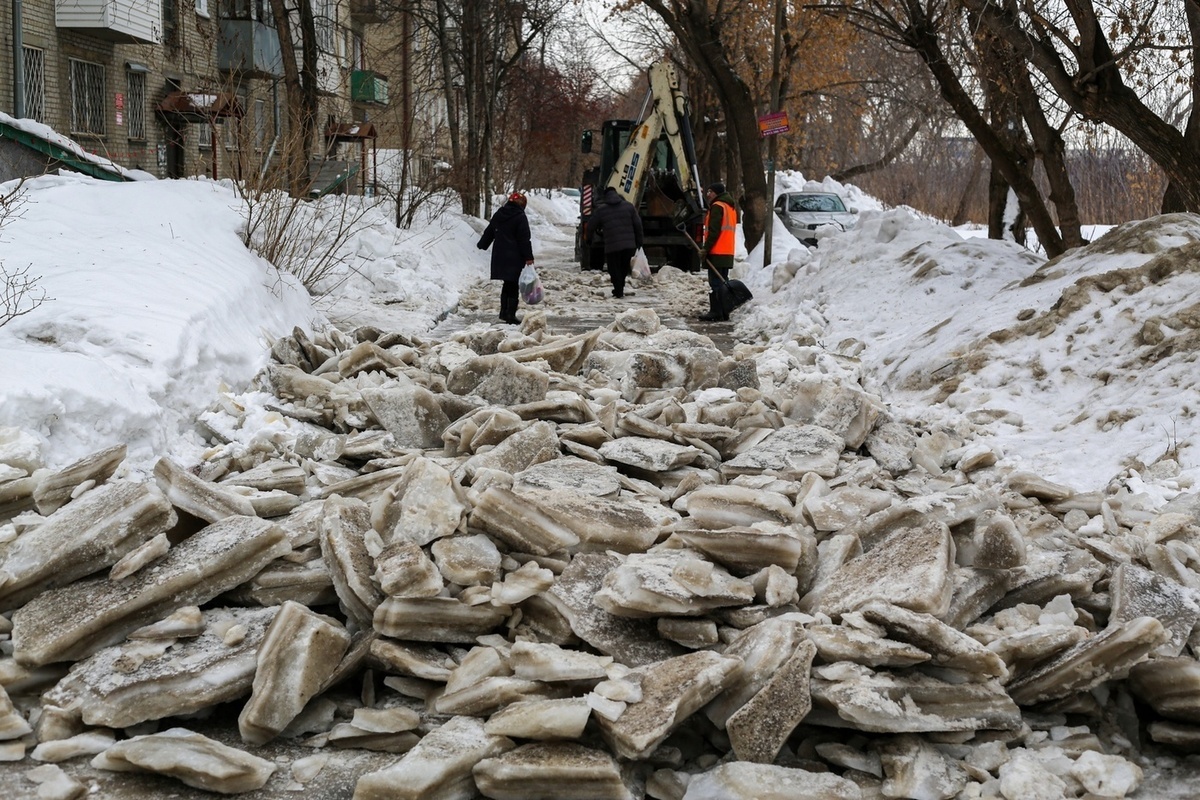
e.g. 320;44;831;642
640;0;770;252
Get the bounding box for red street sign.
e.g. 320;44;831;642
758;111;790;137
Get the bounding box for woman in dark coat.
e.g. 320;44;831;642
477;191;534;324
587;186;644;298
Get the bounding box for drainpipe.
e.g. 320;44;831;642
13;0;26;119
259;80;281;184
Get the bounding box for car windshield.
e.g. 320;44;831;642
788;194;846;213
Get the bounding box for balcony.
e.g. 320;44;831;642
351;71;389;106
55;0;160;44
217;20;283;78
349;0;384;23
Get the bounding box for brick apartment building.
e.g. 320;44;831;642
0;0;389;189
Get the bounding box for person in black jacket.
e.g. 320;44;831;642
477;191;534;324
587;186;644;299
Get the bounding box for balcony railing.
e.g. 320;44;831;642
217;20;283;78
351;71;389;106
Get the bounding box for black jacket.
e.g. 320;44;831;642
588;188;644;253
478;201;534;282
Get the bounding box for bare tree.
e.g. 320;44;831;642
960;0;1200;214
268;0;321;198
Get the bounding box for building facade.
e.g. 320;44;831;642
1;0;387;188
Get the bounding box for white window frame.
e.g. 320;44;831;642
195;0;210;18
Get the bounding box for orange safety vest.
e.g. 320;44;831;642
706;200;737;256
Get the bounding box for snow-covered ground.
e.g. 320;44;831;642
4;161;1200;797
2;168;1196;507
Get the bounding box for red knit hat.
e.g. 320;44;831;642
508;191;527;206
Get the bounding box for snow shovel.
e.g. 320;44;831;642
683;235;753;312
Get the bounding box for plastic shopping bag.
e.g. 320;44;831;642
519;264;544;305
630;248;652;282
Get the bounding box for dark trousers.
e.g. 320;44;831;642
606;248;635;297
499;280;519;320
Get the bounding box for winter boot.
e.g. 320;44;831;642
698;291;727;321
500;293;519;324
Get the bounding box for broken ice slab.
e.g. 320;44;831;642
435;675;565;716
995;549;1105;611
810;662;1021;733
92;727;276;794
153;456;257;521
1006;616;1169;706
1148;720;1200;751
226;557;337;607
726;639;817;763
859;601;1008;678
239;601;351;745
217;459;307;496
598;437;705;472
353;715;513;800
805;623;931;669
447;353;550;406
0;480;175;611
473;742;633;800
483;697;592;740
681;761;862;800
545;553;683;667
507;329;601;375
512;486;674;554
1109;563;1199;657
368;639;456;682
32;443;126;515
594;549;755;618
320;495;384;628
514;456;622;497
682;484;795;529
11;515;291;666
362;385;452;449
878;734;968;800
596;650;742;760
1129;656;1200;723
671;526;814;576
371;457;468;547
0;683;32;740
373;597;509;643
374;537;443;597
720;423;844;480
462;421;561;481
468;486;581;555
43;606;277;729
508;641;613;682
817;520;955;619
802;485;895;533
432;534;502;586
704;617;808;730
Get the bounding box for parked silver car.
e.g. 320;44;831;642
774;191;858;245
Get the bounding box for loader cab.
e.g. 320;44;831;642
576;119;703;272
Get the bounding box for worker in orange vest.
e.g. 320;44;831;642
699;181;737;321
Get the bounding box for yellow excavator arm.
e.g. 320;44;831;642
605;61;705;213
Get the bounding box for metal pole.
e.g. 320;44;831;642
764;0;784;266
13;0;27;119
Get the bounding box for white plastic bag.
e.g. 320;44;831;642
631;248;652;282
519;264;544;305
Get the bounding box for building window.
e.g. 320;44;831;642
315;0;335;53
126;71;147;140
22;47;45;122
196;0;210;17
69;59;106;136
197;121;213;149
